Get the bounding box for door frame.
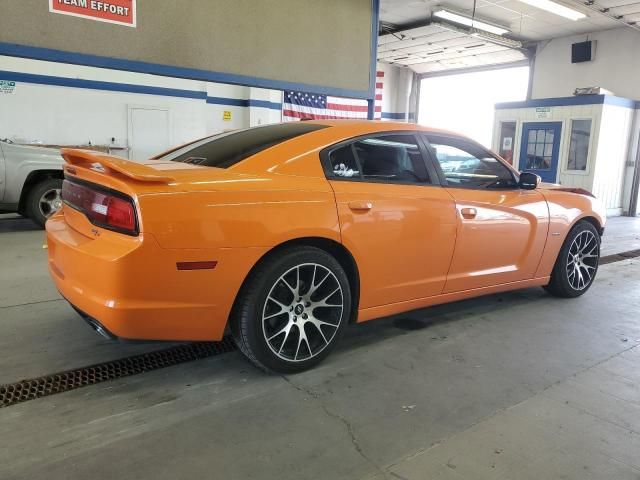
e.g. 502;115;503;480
519;121;562;183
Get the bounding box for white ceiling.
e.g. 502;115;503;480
378;0;638;73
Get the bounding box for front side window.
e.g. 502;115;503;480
327;134;429;184
567;119;592;171
425;134;517;189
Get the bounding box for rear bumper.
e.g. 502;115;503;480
46;211;267;341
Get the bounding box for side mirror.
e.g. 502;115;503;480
519;172;541;190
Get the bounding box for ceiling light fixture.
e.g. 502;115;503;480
433;9;510;35
517;0;586;20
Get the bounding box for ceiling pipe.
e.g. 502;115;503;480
571;0;640;32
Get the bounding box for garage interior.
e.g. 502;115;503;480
2;0;640;479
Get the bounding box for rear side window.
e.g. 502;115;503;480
327;134;430;184
158;123;328;168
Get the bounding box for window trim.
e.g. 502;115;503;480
319;131;441;187
561;117;594;177
421;133;521;191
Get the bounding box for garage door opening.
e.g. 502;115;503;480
418;66;530;148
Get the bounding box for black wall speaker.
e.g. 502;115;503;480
572;41;593;63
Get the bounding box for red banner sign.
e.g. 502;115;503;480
49;0;136;27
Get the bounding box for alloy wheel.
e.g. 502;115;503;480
566;230;599;290
38;188;63;218
261;263;344;362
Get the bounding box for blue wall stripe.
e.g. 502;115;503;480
381;112;407;119
206;97;249;107
496;94;640;110
0;69;283;110
0;70;206;99
0;42;373;100
248;99;282;110
205;98;282;110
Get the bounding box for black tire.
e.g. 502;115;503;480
25;178;63;228
231;246;351;374
544;220;600;298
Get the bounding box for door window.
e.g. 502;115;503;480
525;128;555;170
326;134;430;184
424;135;517;189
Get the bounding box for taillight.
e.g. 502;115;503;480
61;179;138;235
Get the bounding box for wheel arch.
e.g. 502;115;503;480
18;170;64;214
230;236;361;327
575;215;604;236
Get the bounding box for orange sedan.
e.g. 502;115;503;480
46;121;606;372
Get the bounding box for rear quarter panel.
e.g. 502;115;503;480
139;174;341;249
534;189;606;277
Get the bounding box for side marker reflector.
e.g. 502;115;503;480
176;261;218;271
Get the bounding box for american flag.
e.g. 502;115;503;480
283;71;383;121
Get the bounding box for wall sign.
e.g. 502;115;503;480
535;107;552;120
0;81;16;94
223;111;232;121
49;0;136;27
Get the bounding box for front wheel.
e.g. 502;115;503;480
231;247;351;373
544;220;600;298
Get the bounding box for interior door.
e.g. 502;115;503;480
128;106;170;161
519;122;562;183
424;133;549;293
323;133;457;309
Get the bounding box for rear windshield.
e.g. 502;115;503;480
157;122;329;168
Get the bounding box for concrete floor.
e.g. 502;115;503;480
1;214;640;480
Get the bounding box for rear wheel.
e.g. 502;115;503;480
544;220;600;298
231;246;351;373
25;178;63;228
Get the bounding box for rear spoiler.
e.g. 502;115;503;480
60;148;175;183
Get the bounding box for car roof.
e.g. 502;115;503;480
301;119;468;139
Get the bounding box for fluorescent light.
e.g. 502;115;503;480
433;9;510;35
517;0;586;20
470;30;523;49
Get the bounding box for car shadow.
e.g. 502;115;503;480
0;215;41;233
333;287;547;357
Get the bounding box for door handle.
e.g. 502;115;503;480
348;201;373;212
460;207;477;219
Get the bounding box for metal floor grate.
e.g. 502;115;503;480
0;338;236;408
598;249;640;265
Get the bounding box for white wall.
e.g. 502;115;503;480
247;87;283;127
0;55;283;157
592;104;634;213
621;109;640;214
0;55;413;161
532;28;640;100
376;63;414;120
